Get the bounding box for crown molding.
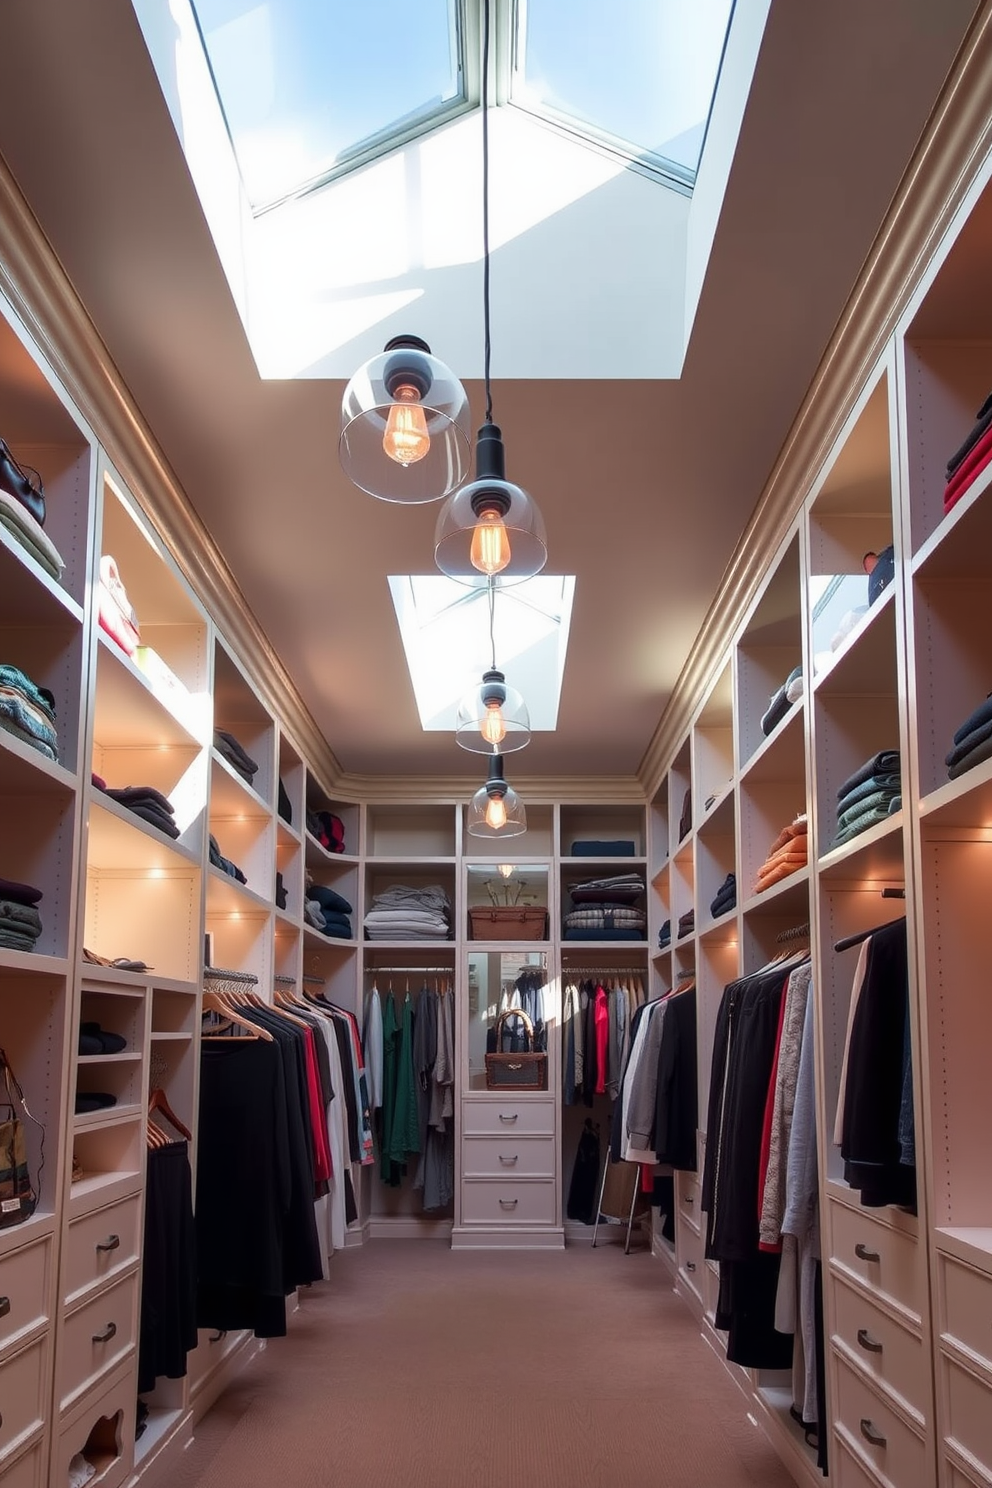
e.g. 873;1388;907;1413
337;772;646;806
637;2;992;799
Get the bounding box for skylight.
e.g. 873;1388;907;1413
190;0;467;209
511;0;735;183
388;575;574;732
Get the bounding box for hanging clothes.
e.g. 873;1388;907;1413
138;1139;197;1394
363;982;383;1110
701;954;808;1370
566;1118;602;1224
835;917;914;1210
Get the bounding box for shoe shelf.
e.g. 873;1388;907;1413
93;635;207;753
0;526;84;625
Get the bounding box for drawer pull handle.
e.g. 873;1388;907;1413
859;1419;886;1448
498;1114;518;1124
209;1329;227;1344
92;1322;117;1344
0;1296;9;1319
499;1155;518;1166
685;1261;697;1272
499;1198;518;1209
684;1194;694;1205
857;1328;883;1354
855;1243;881;1263
96;1234;120;1253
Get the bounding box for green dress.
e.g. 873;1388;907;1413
379;992;399;1183
387;992;421;1167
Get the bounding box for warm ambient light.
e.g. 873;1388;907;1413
497;863;515;878
455;668;531;754
339;334;470;503
486;794;508;830
383;385;430;467
470;505;511;576
467;754;527;838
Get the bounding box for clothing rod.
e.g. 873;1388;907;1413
273;974;296;986
561;967;649;976
203;966;259;986
366;965;454;974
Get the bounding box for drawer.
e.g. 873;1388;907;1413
63;1195;142;1307
461;1181;556;1226
0;1337;47;1463
677;1212;704;1303
832;1433;890;1488
461;1100;555;1137
0;1441;43;1488
0;1237;51;1356
188;1325;246;1392
462;1136;554;1179
945;1456;992;1488
677;1170;700;1222
831;1269;930;1422
59;1269;139;1412
833;1349;928;1488
940;1253;992;1376
53;1366;136;1488
943;1354;992;1478
828;1199;924;1326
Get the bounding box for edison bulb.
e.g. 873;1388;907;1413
485;794;508;830
470;507;511;574
383;385;430;466
481;701;506;746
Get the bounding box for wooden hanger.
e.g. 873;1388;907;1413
148;1086;192;1141
202;991;273;1040
146;1119;168;1149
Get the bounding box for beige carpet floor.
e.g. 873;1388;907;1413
172;1240;798;1488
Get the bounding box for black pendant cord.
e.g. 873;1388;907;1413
482;0;493;425
488;575;497;670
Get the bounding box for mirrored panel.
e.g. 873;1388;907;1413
467;949;549;1093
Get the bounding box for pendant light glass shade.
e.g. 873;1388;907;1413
435;423;548;584
455;668;531;753
339;335;472;503
467;754;528;837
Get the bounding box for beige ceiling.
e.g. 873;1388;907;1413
0;0;980;782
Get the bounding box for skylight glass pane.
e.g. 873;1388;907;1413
388;575;574;731
191;0;463;207
513;0;733;179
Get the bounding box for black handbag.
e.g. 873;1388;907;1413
0;1047;42;1228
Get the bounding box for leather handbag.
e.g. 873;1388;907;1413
98;554;141;657
0;1047;42;1228
485;1008;548;1091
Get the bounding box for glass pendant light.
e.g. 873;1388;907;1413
467;754;528;838
435;423;548;583
455;575;532;752
434;0;548;584
339;334;471;503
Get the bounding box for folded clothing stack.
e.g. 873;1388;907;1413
0;487;64;580
98;555;140;657
278;779;293;825
761;666;803;737
754;814;808;893
307;808;346;853
93;778;180;839
676;908;695;941
709;872;737;919
78;1022;127;1056
0;663;58;761
832;751;901;847
658;919;671;949
306;882;353;939
275;871;287;910
562;905;647;941
75;1090;118;1115
209;834;246;884
569;839;635;857
563;870;645;940
213;729;258;787
944;389;992;515
363;884;452;941
0;875;43;952
945;693;992;780
678;788;692;842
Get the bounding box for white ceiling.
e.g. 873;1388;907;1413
0;0;980;781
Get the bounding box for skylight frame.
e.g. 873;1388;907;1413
503;0;735;193
190;0;481;217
